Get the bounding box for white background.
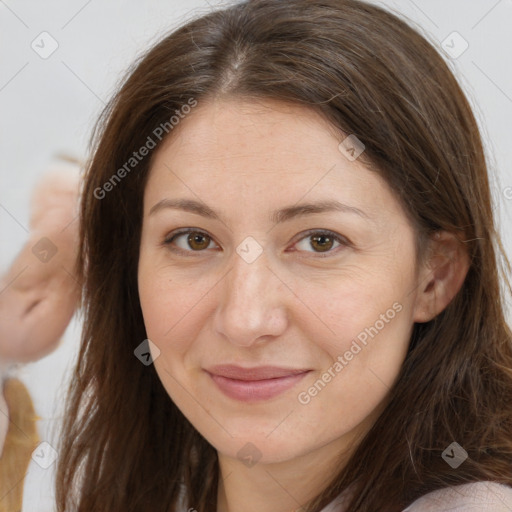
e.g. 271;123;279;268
0;0;511;510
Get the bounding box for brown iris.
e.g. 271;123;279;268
310;233;334;252
187;232;211;250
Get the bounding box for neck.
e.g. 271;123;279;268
216;434;356;512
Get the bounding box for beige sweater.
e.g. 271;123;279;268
319;481;512;511
402;481;512;512
175;481;512;511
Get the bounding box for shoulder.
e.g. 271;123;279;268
403;481;512;511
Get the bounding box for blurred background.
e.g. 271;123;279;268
0;0;511;509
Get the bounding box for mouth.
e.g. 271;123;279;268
204;365;312;402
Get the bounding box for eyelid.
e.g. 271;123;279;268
162;228;351;257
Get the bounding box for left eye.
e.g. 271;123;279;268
293;230;347;255
163;229;349;256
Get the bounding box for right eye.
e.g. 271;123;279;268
163;228;220;256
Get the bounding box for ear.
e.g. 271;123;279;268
413;230;470;323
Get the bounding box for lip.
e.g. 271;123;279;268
205;365;311;402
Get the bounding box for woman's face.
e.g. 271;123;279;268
138;98;427;465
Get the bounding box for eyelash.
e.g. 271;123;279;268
162;228;351;258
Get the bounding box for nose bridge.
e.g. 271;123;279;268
230;249;267;305
213;244;287;345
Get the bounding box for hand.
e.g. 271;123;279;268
0;159;82;363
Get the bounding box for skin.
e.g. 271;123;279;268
138;98;469;512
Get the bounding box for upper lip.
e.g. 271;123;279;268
205;365;311;381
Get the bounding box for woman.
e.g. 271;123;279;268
55;0;512;511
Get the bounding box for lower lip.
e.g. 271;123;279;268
207;371;311;402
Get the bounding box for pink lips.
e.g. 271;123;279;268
205;364;311;402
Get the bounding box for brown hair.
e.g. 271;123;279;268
55;0;512;510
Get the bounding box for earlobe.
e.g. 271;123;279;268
412;231;470;323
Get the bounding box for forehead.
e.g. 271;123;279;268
156;99;344;161
144;98;400;223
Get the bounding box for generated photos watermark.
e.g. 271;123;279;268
94;97;198;200
442;441;468;469
297;301;403;404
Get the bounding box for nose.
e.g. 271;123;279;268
212;245;289;347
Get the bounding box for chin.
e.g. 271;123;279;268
211;430;310;466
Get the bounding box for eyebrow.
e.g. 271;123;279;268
148;198;370;224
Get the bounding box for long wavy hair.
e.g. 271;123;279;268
55;1;512;510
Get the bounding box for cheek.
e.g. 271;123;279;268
300;268;410;350
307;300;413;416
298;263;415;399
138;260;175;346
296;308;413;438
137;260;214;357
138;272;169;340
